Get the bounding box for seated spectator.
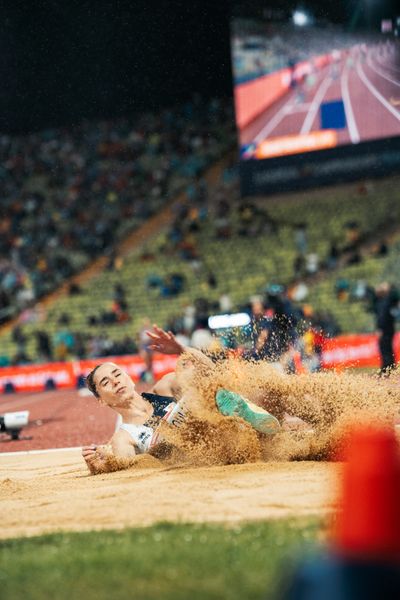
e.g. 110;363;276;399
376;241;388;257
351;280;368;301
345;250;362;265
113;299;130;323
146;273;163;290
214;198;232;239
326;242;339;270
12;350;32;365
237;200;256;236
288;280;309;302
206;270;218;290
68;282;82;296
344;221;361;249
102;299;130;324
178;234;199;262
305;252;319;275
11;325;27;354
54;319;75;360
219;293;233;313
0;289;12;325
293;253;305;278
174;328;191;348
0;355;10;366
182;303;196;332
335;278;350;301
293;223;308;254
113;283;126;304
73;333;87;360
160;273;185;298
194;297;210;322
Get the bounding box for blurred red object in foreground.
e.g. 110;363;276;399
282;425;400;599
335;426;400;561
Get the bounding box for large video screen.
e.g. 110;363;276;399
231;18;400;162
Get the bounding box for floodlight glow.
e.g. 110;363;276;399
293;10;308;26
208;313;251;330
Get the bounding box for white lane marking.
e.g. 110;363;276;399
285;103;312;113
374;46;400;74
341;60;360;143
367;50;400;88
253;93;296;143
356;56;400;123
0;412;118;455
300;75;332;134
0;446;82;457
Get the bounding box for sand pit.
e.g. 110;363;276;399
0;449;339;540
2;361;398;541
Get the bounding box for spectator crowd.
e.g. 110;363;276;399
0;97;234;325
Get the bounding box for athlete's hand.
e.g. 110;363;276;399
82;444;108;474
82;444;97;461
145;324;184;355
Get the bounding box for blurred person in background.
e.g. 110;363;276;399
35;330;53;362
293;222;308;255
53;314;75;360
370;282;399;375
262;286;298;362
190;318;214;351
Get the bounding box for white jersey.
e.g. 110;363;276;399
118;400;186;453
119;422;155;453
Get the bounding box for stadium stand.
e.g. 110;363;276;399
231;20;382;84
0;152;399;363
0;98;235;327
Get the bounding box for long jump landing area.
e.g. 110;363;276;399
0;449;337;540
0;387;338;540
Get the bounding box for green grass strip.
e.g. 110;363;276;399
0;519;320;600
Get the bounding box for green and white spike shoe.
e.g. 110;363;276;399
216;389;281;435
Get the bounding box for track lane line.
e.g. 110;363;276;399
375;45;400;74
300;75;332;135
0;446;82;457
356;55;400;123
253;93;297;143
285;103;312;113
341;60;360;144
367;49;400;88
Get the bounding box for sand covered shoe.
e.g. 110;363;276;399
215;389;281;435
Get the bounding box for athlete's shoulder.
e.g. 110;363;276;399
111;428;136;458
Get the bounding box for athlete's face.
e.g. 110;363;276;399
94;363;139;409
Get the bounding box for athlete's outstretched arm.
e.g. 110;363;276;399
146;324;212;360
146;324;185;354
82;431;136;474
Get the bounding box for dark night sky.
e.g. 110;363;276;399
1;0;398;133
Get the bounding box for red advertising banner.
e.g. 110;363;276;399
0;333;399;393
0;354;179;393
235;67;291;129
234;54;333;130
321;332;400;369
0;361;76;393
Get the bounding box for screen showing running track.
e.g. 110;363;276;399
231;19;400;161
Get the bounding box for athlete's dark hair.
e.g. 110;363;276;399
86;365;102;398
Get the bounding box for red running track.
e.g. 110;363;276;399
0;384;150;452
240;40;400;149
